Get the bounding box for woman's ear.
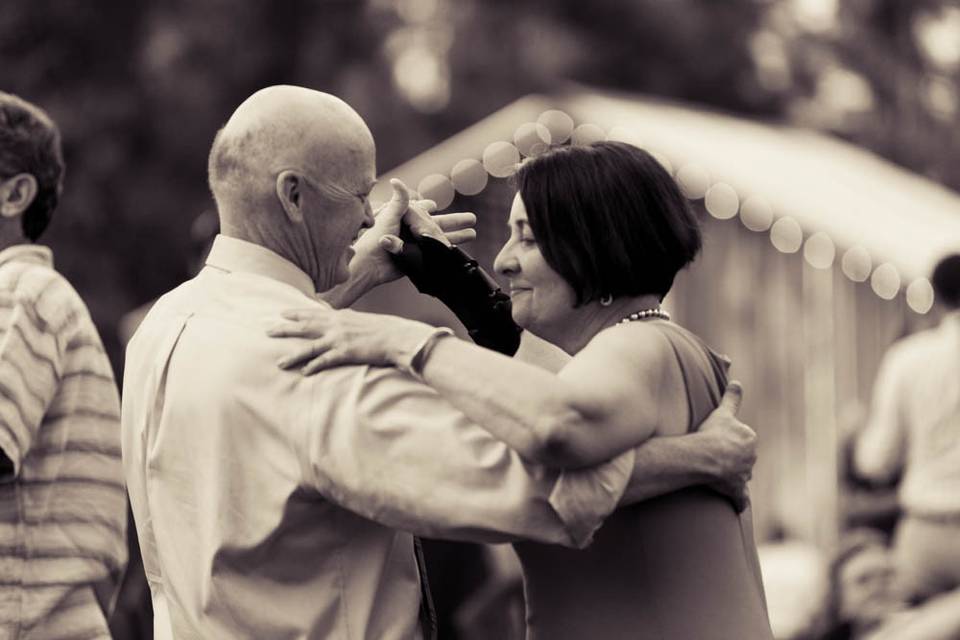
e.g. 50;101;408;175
0;173;38;219
276;170;304;224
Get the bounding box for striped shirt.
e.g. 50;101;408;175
0;245;126;640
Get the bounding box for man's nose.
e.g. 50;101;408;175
362;201;375;228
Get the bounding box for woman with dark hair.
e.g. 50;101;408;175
271;141;772;638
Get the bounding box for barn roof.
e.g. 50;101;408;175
372;88;960;296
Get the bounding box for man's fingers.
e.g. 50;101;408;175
719;380;744;415
407;215;451;247
376;179;411;223
379;234;404;254
413;199;438;213
432;212;477;232
444;229;477;245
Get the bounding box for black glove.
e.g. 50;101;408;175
391;226;522;356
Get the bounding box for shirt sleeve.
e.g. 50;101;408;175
548;448;635;546
855;348;906;483
296;365;625;548
0;296;62;479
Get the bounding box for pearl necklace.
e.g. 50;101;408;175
617;307;671;324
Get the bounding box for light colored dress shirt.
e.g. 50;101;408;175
121;235;630;640
0;245;126;640
857;311;960;515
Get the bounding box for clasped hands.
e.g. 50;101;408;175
351;177;477;289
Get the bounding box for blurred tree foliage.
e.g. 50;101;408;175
1;0;957;378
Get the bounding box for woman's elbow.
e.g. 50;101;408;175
527;411;590;469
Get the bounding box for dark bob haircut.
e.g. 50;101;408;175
932;253;960;309
0;92;65;241
514;140;701;306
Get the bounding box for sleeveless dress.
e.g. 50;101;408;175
514;321;773;640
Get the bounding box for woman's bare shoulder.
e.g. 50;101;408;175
585;320;676;366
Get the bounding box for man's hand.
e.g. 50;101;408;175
352;179;477;288
697;381;757;512
320;179;477;309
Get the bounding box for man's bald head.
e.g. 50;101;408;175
208;86;374;213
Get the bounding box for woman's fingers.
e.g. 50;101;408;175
279;308;330;322
267;325;307;338
302;353;346;375
277;339;332;369
267;319;322;338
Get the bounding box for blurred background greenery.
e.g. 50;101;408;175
3;0;959;378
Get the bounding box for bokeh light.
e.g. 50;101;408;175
571;123;606;146
870;263;901;300
416;173;455;210
841;246;872;282
906;278;935;314
676;164;711;199
513;122;552;157
606;125;643;147
537;110;574;144
770;217;803;253
482;141;520;178
704;183;740;220
740;196;774;232
803;232;836;269
450;159;488;195
649;150;674;175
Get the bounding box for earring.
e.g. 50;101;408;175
599;294;613;306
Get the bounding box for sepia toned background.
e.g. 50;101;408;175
3;0;960;638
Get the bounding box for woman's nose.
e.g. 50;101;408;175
493;243;517;276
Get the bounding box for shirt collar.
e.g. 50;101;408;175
204;234;317;298
0;244;53;269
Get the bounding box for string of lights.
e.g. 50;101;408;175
410;109;936;315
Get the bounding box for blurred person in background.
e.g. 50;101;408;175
853;253;960;607
122;86;758;640
820;528;906;639
821;528;960;640
272;141;773;639
0;92;127;639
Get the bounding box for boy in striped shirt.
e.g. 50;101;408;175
0;92;126;639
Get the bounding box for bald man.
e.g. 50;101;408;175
120;86;758;639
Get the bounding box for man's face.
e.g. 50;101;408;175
302;140;377;289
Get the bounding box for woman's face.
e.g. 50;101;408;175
493;193;577;338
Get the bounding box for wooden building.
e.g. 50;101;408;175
360;87;960;547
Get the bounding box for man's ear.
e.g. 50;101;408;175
276;171;304;224
0;173;38;219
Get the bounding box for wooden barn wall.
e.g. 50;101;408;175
670;210;918;545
